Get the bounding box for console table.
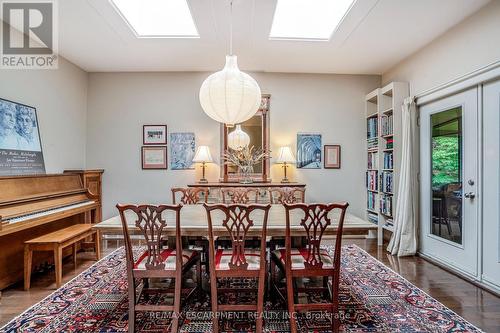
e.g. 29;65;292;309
187;182;306;203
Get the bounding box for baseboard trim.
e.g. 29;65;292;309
418;252;500;297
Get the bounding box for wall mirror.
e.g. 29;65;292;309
220;94;270;182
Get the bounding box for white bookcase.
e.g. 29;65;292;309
365;82;409;246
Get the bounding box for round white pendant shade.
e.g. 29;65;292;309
227;125;250;150
199;55;262;126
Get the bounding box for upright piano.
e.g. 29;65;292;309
0;173;101;290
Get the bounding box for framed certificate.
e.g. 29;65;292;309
142;146;167;169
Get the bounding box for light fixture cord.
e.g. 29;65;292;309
229;0;233;55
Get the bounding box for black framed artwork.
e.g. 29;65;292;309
143;125;167;145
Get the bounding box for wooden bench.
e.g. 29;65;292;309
24;224;100;290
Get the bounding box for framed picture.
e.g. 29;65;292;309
170;132;195;170
324;145;341;169
143;125;167;145
297;133;322;169
142;146;167;169
0;98;45;175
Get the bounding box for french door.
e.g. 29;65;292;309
482;79;500;289
420;88;479;277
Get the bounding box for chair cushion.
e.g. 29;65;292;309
134;249;198;270
272;248;334;270
215;249;262;270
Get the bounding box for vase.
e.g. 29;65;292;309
239;165;254;184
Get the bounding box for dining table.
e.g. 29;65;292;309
92;204;377;247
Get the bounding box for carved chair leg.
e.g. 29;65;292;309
286;274;298;333
256;272;266;333
171;271;182;333
128;278;136;333
210;276;219;333
196;258;202;291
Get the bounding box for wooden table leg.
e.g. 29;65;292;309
24;245;33;291
95;230;101;260
54;245;63;289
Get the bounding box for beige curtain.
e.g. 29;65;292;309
387;97;418;256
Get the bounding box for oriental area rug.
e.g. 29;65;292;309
1;244;482;333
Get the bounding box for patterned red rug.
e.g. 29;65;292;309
1;244;482;333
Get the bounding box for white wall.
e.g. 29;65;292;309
382;0;500;94
0;57;88;172
86;72;380;219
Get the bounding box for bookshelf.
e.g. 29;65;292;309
365;82;408;246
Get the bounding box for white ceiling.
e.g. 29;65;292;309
56;0;489;74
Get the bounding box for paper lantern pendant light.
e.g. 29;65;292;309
199;56;261;126
227;124;250;150
199;1;261;126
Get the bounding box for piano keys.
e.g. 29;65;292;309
0;172;103;290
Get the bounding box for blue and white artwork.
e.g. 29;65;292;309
0;99;41;152
170;132;195;170
297;133;322;169
0;98;45;175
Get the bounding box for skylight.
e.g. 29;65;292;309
110;0;199;38
269;0;354;41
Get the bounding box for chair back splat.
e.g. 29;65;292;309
221;187;260;204
171;187;208;204
203;203;271;333
269;187;306;204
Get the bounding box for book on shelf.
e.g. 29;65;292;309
380;114;393;136
386;138;394;149
367;137;378;149
383;151;393;169
367;151;379;169
367;117;378;139
367;191;377;211
380;171;393;193
366;170;378;191
385;218;394;226
379;194;393;216
367;212;378;225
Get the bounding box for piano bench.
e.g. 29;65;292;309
24;224;100;290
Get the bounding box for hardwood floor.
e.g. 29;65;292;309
1;238;499;331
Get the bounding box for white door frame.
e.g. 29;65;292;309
419;88;480;279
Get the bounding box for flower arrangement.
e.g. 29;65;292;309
222;146;269;183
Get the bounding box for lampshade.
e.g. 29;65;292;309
227;125;250;150
199;55;262;126
192;146;213;163
275;147;296;163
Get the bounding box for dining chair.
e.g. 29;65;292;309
204;203;271;333
221;187;260;203
271;202;349;333
116;204;201;333
171;187;208;204
172;187;209;271
269;187;306;204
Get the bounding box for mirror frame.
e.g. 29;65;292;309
220;94;271;183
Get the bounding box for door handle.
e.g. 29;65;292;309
464;192;476;199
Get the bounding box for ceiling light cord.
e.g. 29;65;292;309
229;0;233;56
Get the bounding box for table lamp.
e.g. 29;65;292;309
192;146;213;183
275;146;296;183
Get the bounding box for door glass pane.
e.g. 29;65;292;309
431;107;462;244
